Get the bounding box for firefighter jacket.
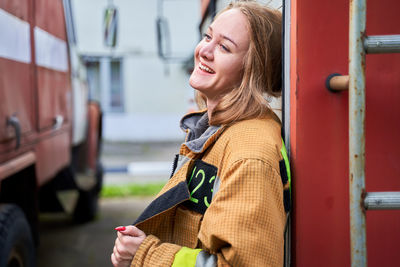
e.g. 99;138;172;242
131;110;290;267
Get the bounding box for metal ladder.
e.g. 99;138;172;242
326;0;400;266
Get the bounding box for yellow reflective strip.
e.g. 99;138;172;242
172;247;202;267
280;139;291;191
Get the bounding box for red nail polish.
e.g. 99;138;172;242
115;226;126;231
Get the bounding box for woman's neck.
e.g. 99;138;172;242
206;98;219;120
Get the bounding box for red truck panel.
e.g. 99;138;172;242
291;0;400;266
34;0;66;40
0;0;35;151
34;0;70;131
33;0;71;180
35;130;70;185
37;67;70;131
0;0;71;181
0;59;34;144
0;0;29;21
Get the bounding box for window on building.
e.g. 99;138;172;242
86;60;101;102
110;60;123;112
84;57;124;112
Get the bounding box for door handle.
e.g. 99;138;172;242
53;115;64;129
7;114;21;150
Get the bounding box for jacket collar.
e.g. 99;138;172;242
180;110;225;153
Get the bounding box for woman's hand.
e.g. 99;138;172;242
111;226;147;267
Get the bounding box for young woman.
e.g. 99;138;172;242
111;1;289;266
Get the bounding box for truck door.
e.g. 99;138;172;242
34;0;71;132
0;0;35;153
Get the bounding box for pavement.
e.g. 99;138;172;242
37;141;181;267
37;197;152;267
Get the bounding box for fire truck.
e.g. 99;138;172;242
158;0;400;266
0;0;103;266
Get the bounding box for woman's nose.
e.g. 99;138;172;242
199;42;214;61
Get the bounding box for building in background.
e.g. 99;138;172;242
70;0;200;142
70;0;282;142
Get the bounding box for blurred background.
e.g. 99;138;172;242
4;0;400;266
0;0;281;266
74;0;200;143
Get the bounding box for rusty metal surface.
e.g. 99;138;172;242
289;0;400;265
348;0;367;266
291;0;351;265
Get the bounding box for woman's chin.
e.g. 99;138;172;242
189;78;204;91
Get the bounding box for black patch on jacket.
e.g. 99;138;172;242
170;154;179;178
183;159;217;214
279;159;288;185
279;159;291;213
283;189;291;213
133;181;190;225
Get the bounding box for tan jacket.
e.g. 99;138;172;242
131;110;287;267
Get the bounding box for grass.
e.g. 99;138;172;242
101;182;165;198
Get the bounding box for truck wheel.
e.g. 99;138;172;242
73;188;98;223
0;204;35;267
73;162;103;223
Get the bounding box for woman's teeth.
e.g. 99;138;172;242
199;62;215;73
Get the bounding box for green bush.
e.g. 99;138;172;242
101;183;165;198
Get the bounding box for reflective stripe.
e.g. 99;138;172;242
0;9;31;63
195;250;217;267
172;247;202;267
280;139;291;191
34;26;68;72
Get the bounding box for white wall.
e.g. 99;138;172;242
71;0;200;142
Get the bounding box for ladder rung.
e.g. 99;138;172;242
364;192;400;210
364;35;400;54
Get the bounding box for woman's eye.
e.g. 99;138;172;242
220;44;230;52
203;33;211;41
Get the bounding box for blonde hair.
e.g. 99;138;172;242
196;1;282;125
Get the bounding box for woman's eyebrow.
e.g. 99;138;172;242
208;26;238;47
220;34;238;47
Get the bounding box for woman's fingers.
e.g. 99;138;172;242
111;252;118;266
111;252;131;267
111;246;131;267
116;225;146;238
114;237;134;260
130;226;146;237
116;235;144;256
111;247;126;267
111;225;147;266
115;225;147;255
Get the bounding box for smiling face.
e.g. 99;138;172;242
189;9;250;103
